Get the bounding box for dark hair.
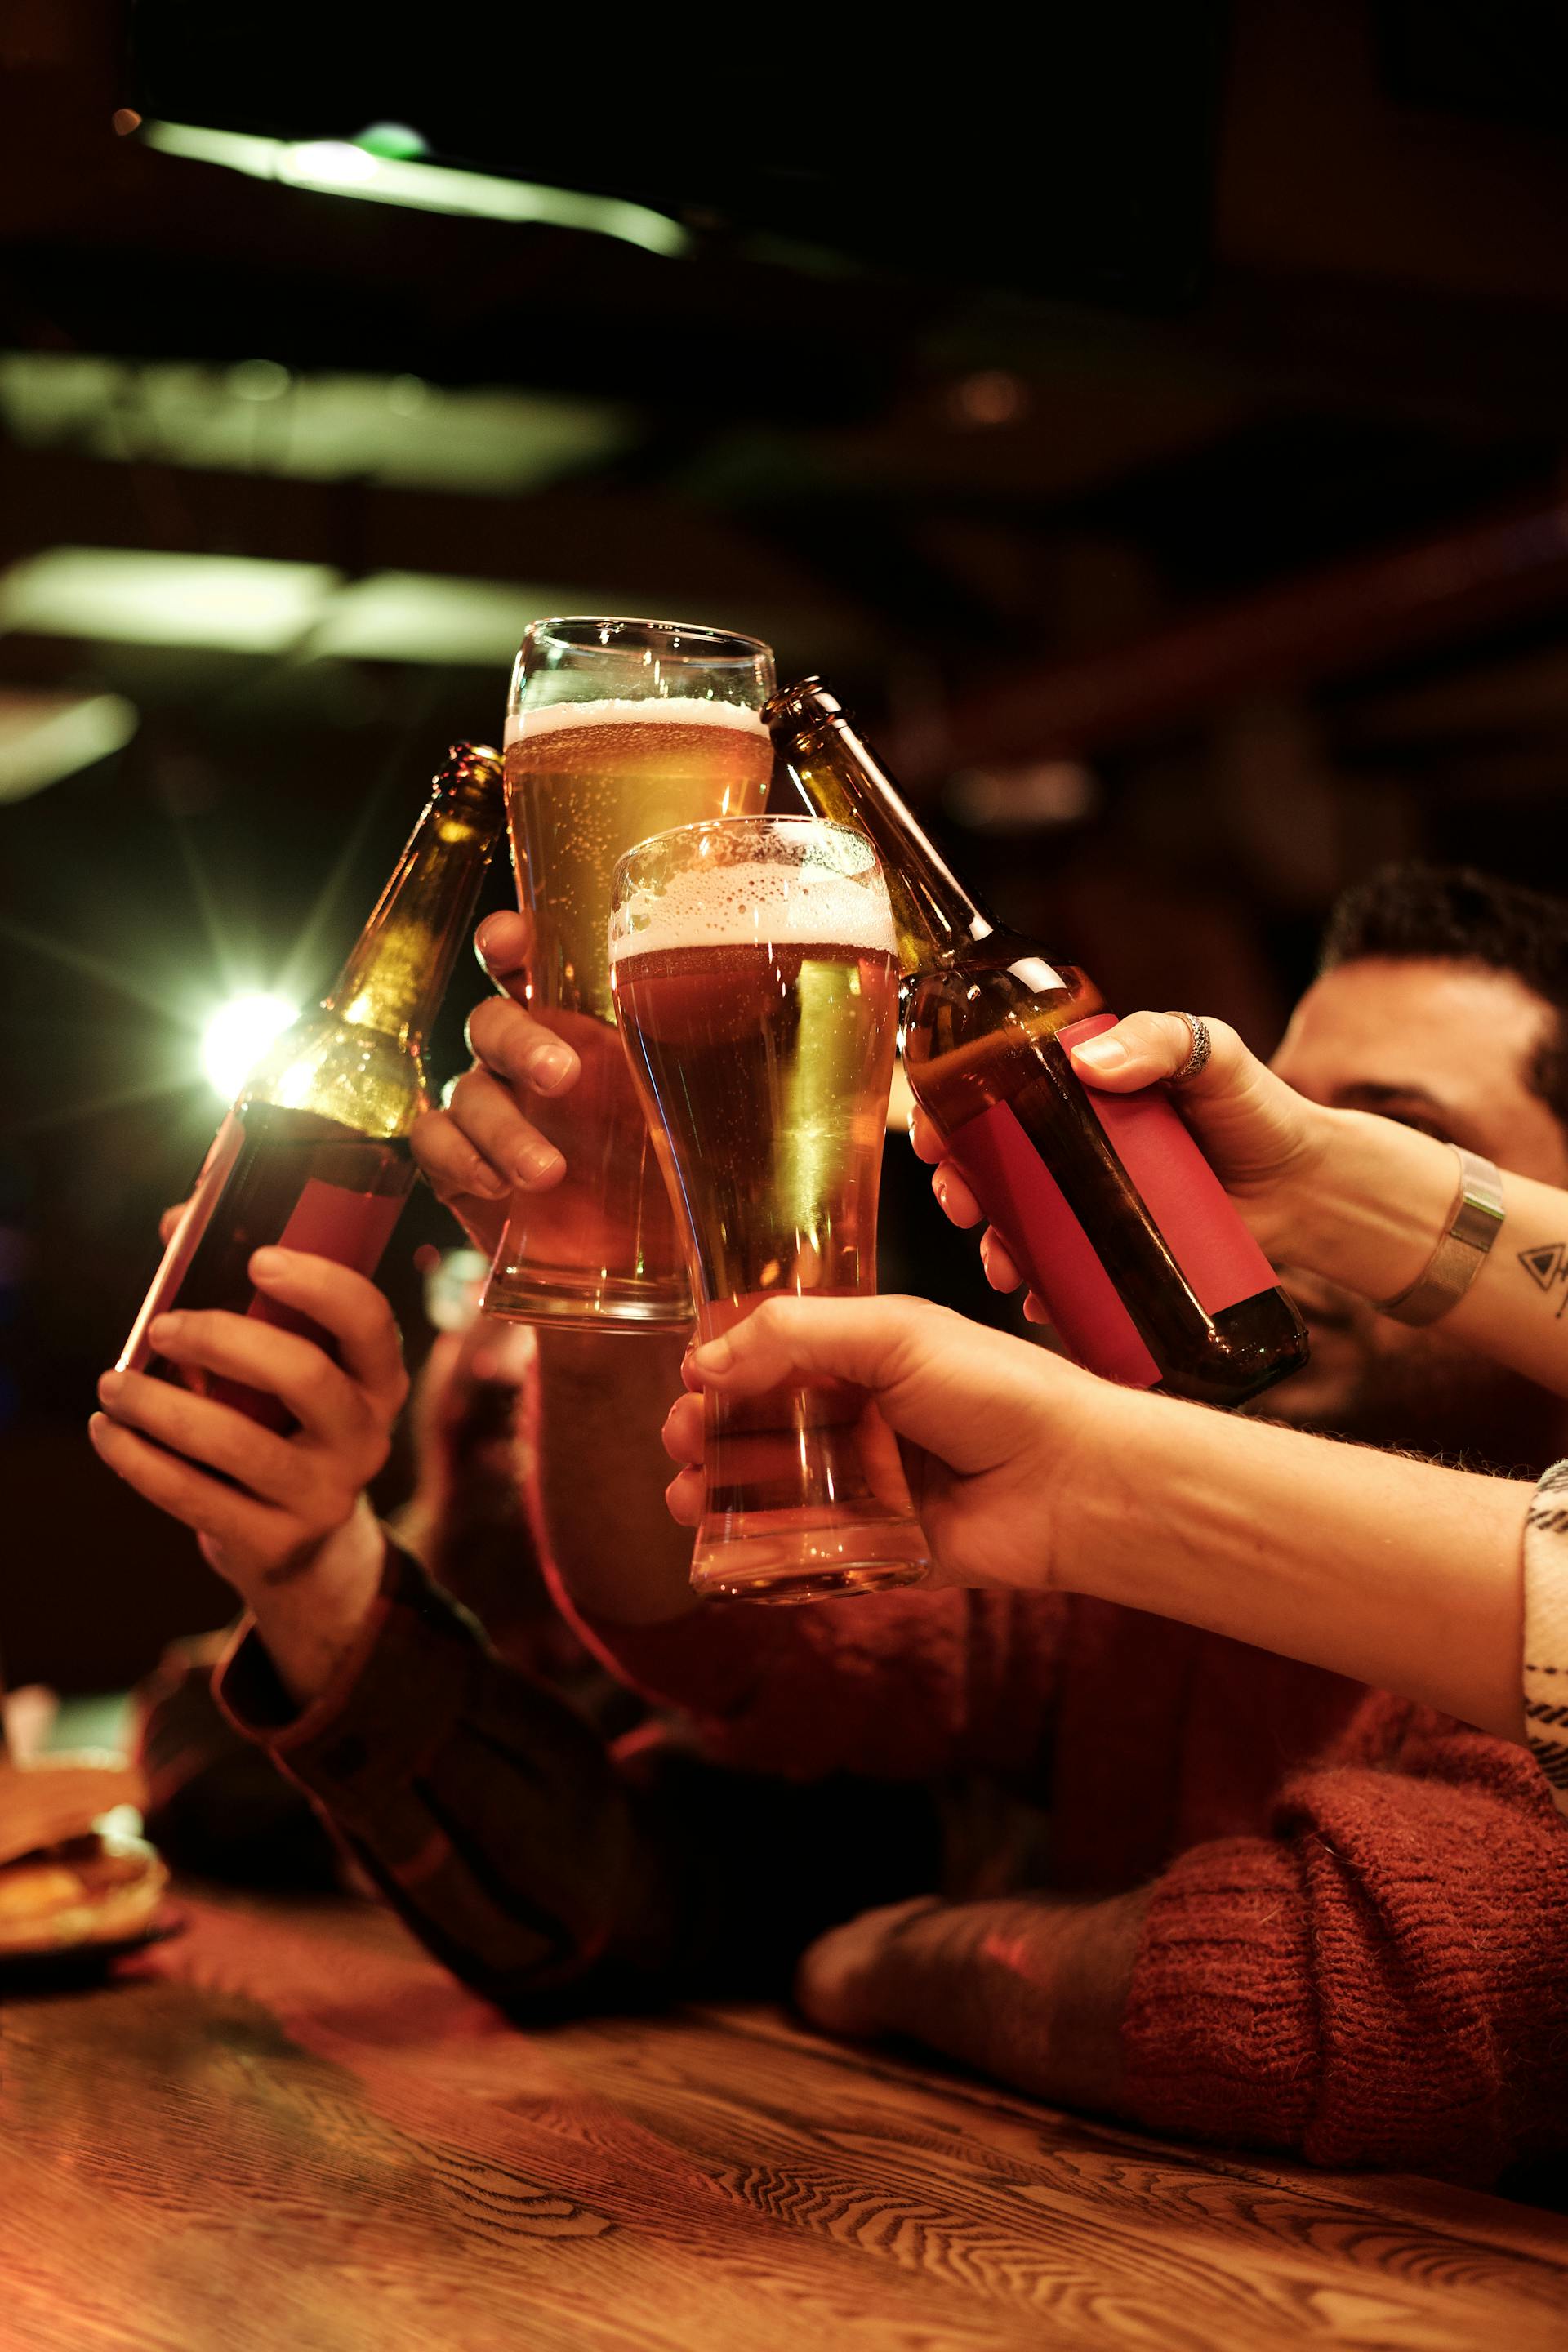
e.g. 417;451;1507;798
1319;863;1568;1130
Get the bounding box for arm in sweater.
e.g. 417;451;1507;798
800;1692;1568;2185
215;1537;944;2011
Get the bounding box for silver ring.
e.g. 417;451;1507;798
1165;1010;1211;1085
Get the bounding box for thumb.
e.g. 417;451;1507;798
688;1290;934;1388
1068;1009;1313;1183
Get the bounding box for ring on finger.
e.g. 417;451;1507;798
1164;1010;1212;1085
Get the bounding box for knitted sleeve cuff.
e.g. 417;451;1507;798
1523;1459;1568;1815
1120;1833;1319;2153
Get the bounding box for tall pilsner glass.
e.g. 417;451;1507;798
483;617;775;1328
611;816;932;1602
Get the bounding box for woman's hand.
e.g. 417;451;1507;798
410;910;589;1255
913;1010;1334;1307
661;1293;1116;1592
90;1249;406;1619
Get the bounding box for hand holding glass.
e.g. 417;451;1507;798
610;816;931;1602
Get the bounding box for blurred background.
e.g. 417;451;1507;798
5;0;1568;1689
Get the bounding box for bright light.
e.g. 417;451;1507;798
142;120;690;258
201;994;297;1102
280;140;382;190
0;548;592;663
0;549;335;652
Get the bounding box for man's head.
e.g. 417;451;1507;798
1265;863;1568;1472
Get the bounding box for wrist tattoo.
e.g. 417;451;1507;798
1517;1242;1568;1317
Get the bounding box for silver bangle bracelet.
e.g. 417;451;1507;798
1378;1145;1505;1327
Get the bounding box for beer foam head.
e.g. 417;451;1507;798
506;695;771;746
612;849;896;961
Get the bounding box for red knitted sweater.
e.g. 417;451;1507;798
564;1583;1568;2184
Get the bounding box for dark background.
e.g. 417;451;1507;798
5;0;1568;1690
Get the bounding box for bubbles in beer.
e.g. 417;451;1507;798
506;695;772;746
611;857;896;963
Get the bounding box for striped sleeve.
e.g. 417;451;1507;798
1522;1459;1568;1815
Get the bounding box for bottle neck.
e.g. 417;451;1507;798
766;684;992;973
323;773;502;1052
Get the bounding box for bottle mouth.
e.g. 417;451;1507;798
764;676;844;733
436;742;503;793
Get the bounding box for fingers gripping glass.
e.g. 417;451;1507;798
483;616;776;1330
611;816;931;1603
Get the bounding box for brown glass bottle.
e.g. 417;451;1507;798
118;743;506;1431
766;681;1307;1407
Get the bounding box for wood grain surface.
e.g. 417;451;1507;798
2;1885;1566;2352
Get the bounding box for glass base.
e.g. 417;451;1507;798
691;1507;931;1606
480;1263;693;1332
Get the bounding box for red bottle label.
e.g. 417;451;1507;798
1057;1013;1276;1313
939;1011;1276;1388
941;1098;1162;1388
205;1178;407;1426
239;1177;406;1346
119;1124;408;1431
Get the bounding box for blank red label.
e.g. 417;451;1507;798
1057;1013;1276;1315
941;1098;1161;1388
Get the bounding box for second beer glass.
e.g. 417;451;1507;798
483;617;775;1327
611;816;931;1602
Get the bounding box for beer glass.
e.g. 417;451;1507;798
483;617;776;1327
611;815;932;1602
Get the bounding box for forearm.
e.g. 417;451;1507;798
220;1542;657;2000
1065;1388;1529;1739
230;1497;388;1707
1283;1109;1568;1398
530;1330;697;1624
220;1544;946;2007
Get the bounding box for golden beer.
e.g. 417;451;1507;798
482;620;774;1328
612;816;930;1602
506;702;773;1018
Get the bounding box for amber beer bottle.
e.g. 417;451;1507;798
766;681;1308;1406
118;743;506;1430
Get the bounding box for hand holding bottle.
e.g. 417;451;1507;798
768;681;1306;1404
119;746;504;1415
92;1250;408;1700
917;1009;1454;1313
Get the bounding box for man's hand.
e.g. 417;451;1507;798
795;1887;1151;2116
89;1249;408;1702
410;909;591;1255
413;910;702;1629
663;1293;1120;1593
913;1009;1333;1310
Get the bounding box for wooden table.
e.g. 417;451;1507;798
3;1885;1566;2351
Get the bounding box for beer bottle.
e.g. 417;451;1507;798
118;743;506;1430
766;681;1307;1406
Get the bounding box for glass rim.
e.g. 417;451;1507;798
612;812;881;889
521;613;773;666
